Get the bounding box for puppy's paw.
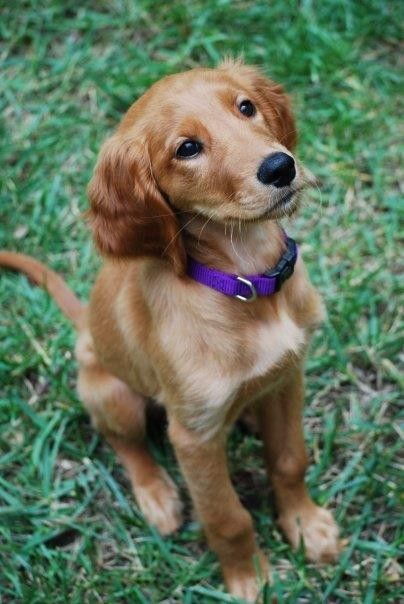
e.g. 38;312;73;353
135;469;183;536
223;550;270;602
278;504;341;563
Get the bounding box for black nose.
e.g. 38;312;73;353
257;152;296;187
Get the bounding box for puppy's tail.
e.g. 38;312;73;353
0;251;85;329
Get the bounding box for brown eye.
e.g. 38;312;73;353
238;99;256;117
176;139;203;159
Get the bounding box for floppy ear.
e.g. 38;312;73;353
87;134;186;274
220;60;297;150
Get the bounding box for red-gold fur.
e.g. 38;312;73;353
0;61;342;601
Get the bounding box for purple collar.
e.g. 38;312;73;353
187;235;298;302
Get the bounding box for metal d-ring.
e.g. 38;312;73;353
235;276;257;302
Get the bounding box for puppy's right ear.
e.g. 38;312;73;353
87;134;186;274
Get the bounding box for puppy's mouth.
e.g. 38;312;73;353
258;165;316;220
271;190;296;211
214;189;301;225
259;189;300;220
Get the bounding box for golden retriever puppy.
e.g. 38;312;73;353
0;60;341;601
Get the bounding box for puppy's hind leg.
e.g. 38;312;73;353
75;331;183;535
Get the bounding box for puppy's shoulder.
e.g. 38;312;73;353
285;257;326;329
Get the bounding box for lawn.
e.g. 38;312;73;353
0;1;402;602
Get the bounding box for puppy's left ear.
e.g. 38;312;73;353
87;134;186;274
220;61;297;150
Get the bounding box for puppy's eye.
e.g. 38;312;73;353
238;99;256;117
176;139;203;159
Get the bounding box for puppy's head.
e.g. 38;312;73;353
88;61;312;273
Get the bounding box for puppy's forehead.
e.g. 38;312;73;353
153;69;242;114
122;69;244;128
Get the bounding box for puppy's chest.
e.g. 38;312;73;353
245;312;305;378
159;308;305;435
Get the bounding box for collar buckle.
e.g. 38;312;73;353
264;236;297;293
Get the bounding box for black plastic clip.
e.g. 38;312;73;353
264;236;297;292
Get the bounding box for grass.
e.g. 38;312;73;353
0;0;402;602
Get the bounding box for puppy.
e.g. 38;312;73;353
1;60;341;601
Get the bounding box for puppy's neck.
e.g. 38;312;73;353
180;213;286;275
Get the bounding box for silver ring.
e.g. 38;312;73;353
235;276;257;302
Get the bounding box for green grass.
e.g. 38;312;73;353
0;1;403;602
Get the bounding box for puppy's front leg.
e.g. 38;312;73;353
259;366;341;563
168;417;268;602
